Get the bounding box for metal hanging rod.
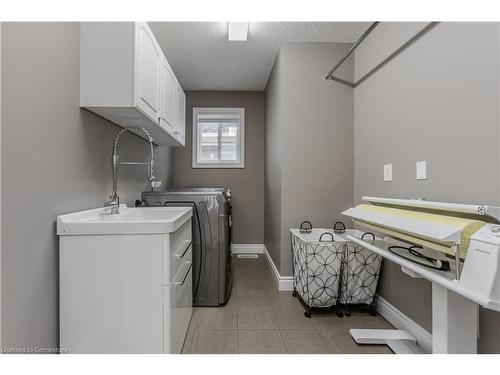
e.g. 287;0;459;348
325;22;379;83
325;22;440;88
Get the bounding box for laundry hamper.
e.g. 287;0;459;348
290;225;345;318
290;222;383;318
336;229;383;316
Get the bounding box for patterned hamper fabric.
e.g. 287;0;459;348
291;230;344;308
340;238;382;305
290;228;382;309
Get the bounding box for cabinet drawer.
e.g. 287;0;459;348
163;249;193;354
163;218;192;285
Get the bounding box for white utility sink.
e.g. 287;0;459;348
57;204;192;235
58;203;193;353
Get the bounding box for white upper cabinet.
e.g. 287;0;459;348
159;55;175;132
80;22;186;147
173;80;186;145
135;23;162;121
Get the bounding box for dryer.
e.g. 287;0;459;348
142;188;232;306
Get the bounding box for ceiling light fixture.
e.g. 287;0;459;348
228;22;248;41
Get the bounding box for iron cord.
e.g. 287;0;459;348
388;244;450;271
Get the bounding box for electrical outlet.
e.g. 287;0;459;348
384;164;393;182
416;161;427;180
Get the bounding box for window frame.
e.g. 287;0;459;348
192;107;245;169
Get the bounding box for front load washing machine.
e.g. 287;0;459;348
141;188;232;306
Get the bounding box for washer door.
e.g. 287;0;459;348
165;201;217;306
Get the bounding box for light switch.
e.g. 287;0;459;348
384;164;393;182
416;161;427;180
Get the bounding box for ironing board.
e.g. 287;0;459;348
342;197;500;354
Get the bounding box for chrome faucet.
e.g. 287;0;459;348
104;126;156;214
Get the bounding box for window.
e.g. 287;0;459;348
192;108;245;168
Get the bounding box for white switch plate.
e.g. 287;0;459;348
416;161;427;180
384;164;393;182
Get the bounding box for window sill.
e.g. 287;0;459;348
192;163;245;169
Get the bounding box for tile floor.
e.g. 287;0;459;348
182;254;394;354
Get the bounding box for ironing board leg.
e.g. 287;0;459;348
350;283;479;354
349;328;424;354
432;282;478;353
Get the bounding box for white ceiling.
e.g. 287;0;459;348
149;22;370;91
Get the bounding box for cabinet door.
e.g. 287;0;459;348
135;22;162;121
174;82;186;142
159;56;175;132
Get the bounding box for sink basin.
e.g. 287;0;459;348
57;204;192;235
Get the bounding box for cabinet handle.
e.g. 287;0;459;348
173;240;192;259
174;261;192;287
158;117;174;128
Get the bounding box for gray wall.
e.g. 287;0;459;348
172;91;265;244
354;22;500;353
265;42;354;275
264;50;283;270
1;23;172;349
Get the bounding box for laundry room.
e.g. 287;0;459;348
1;1;500;373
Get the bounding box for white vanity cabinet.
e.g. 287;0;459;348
58;206;193;354
164;247;193;353
163;220;193;353
80;22;186;146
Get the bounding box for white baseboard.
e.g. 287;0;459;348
263;246;293;291
377;296;432;353
231;243;264;254
231;243;293;290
